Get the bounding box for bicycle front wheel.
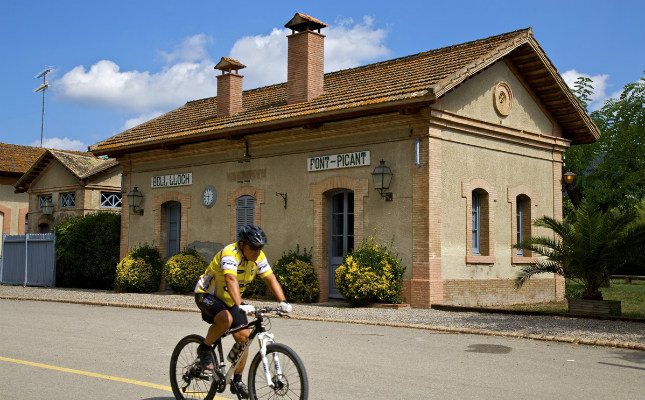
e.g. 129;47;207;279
169;334;218;400
248;343;308;400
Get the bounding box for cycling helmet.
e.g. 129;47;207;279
238;225;268;246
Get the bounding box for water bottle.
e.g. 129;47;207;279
227;342;242;363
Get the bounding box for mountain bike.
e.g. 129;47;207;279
169;306;308;400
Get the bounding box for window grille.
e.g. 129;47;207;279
38;194;53;210
60;192;76;208
100;192;122;208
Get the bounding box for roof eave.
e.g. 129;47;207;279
91;93;437;157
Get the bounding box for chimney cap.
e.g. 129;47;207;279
215;57;246;73
284;13;328;33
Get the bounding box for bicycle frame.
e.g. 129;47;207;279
215;307;281;390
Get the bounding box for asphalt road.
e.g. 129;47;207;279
0;299;643;400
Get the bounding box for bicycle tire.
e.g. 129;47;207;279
169;334;218;400
248;343;309;400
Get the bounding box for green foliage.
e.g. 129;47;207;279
274;259;319;303
565;73;645;211
266;246;317;302
164;248;208;293
54;212;121;289
515;200;645;300
115;243;163;293
335;237;405;307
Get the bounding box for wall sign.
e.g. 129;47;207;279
151;172;193;188
307;151;370;172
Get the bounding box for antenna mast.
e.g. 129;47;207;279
34;67;52;148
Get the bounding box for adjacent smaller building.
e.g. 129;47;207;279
14;149;122;233
0;143;44;237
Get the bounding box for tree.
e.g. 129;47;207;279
514;201;645;300
564;73;645;213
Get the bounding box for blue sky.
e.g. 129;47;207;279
1;0;643;152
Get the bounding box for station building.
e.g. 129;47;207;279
90;14;599;307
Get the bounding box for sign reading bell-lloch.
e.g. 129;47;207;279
151;172;193;188
308;151;370;172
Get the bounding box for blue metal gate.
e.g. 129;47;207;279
0;233;56;287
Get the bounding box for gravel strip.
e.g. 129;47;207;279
1;285;643;350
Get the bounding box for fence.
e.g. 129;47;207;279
0;233;56;287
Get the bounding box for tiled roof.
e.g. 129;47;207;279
0;143;45;175
14;149;118;192
90;28;599;155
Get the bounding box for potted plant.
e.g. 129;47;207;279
514;200;645;316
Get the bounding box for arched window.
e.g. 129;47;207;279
516;194;532;257
236;195;255;238
471;189;490;256
462;179;496;264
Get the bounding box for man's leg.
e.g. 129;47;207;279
204;310;233;346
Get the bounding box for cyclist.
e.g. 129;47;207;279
194;224;292;399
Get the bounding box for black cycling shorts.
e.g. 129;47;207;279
195;293;248;328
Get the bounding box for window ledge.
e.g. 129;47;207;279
466;255;496;264
511;256;537;264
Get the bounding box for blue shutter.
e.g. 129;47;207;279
236;196;255;239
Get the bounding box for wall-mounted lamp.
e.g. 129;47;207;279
563;171;576;186
127;186;144;215
372;160;393;201
41;199;54;215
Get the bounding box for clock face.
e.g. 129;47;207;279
202;185;216;208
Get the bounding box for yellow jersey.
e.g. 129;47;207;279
194;242;272;307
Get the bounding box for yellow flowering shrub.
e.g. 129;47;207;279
164;249;208;293
275;259;320;303
115;244;163;293
334;237;405;306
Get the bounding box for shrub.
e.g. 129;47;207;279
115;243;163;293
335;237;405;307
54;212;120;289
275;259;320;303
271;246;318;303
164;248;208;293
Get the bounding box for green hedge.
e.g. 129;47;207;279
54;212;121;289
115;244;163;293
335;237;405;307
164;248;208;293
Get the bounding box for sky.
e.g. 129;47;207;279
1;0;643;152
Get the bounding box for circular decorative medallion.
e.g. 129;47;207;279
493;82;513;116
202;185;216;208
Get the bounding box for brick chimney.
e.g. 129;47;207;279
215;57;246;117
284;13;328;104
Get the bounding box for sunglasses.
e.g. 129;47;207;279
246;244;264;251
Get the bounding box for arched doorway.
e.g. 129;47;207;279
328;190;354;298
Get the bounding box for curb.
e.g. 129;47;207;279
2;295;643;351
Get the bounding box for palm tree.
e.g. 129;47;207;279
515;200;645;300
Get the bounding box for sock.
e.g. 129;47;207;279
234;374;242;383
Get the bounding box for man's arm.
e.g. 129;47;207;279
261;272;287;302
224;273;244;306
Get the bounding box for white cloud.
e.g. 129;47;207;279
53;17;390;122
122;111;165;130
562;69;610;110
160;34;213;64
231;16;391;89
30;137;88;152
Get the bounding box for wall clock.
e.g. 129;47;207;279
202;185;216;208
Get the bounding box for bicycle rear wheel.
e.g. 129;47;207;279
248;343;308;400
169;334;218;400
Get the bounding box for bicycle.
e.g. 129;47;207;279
169;306;308;400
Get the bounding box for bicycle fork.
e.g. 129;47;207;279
257;332;283;389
